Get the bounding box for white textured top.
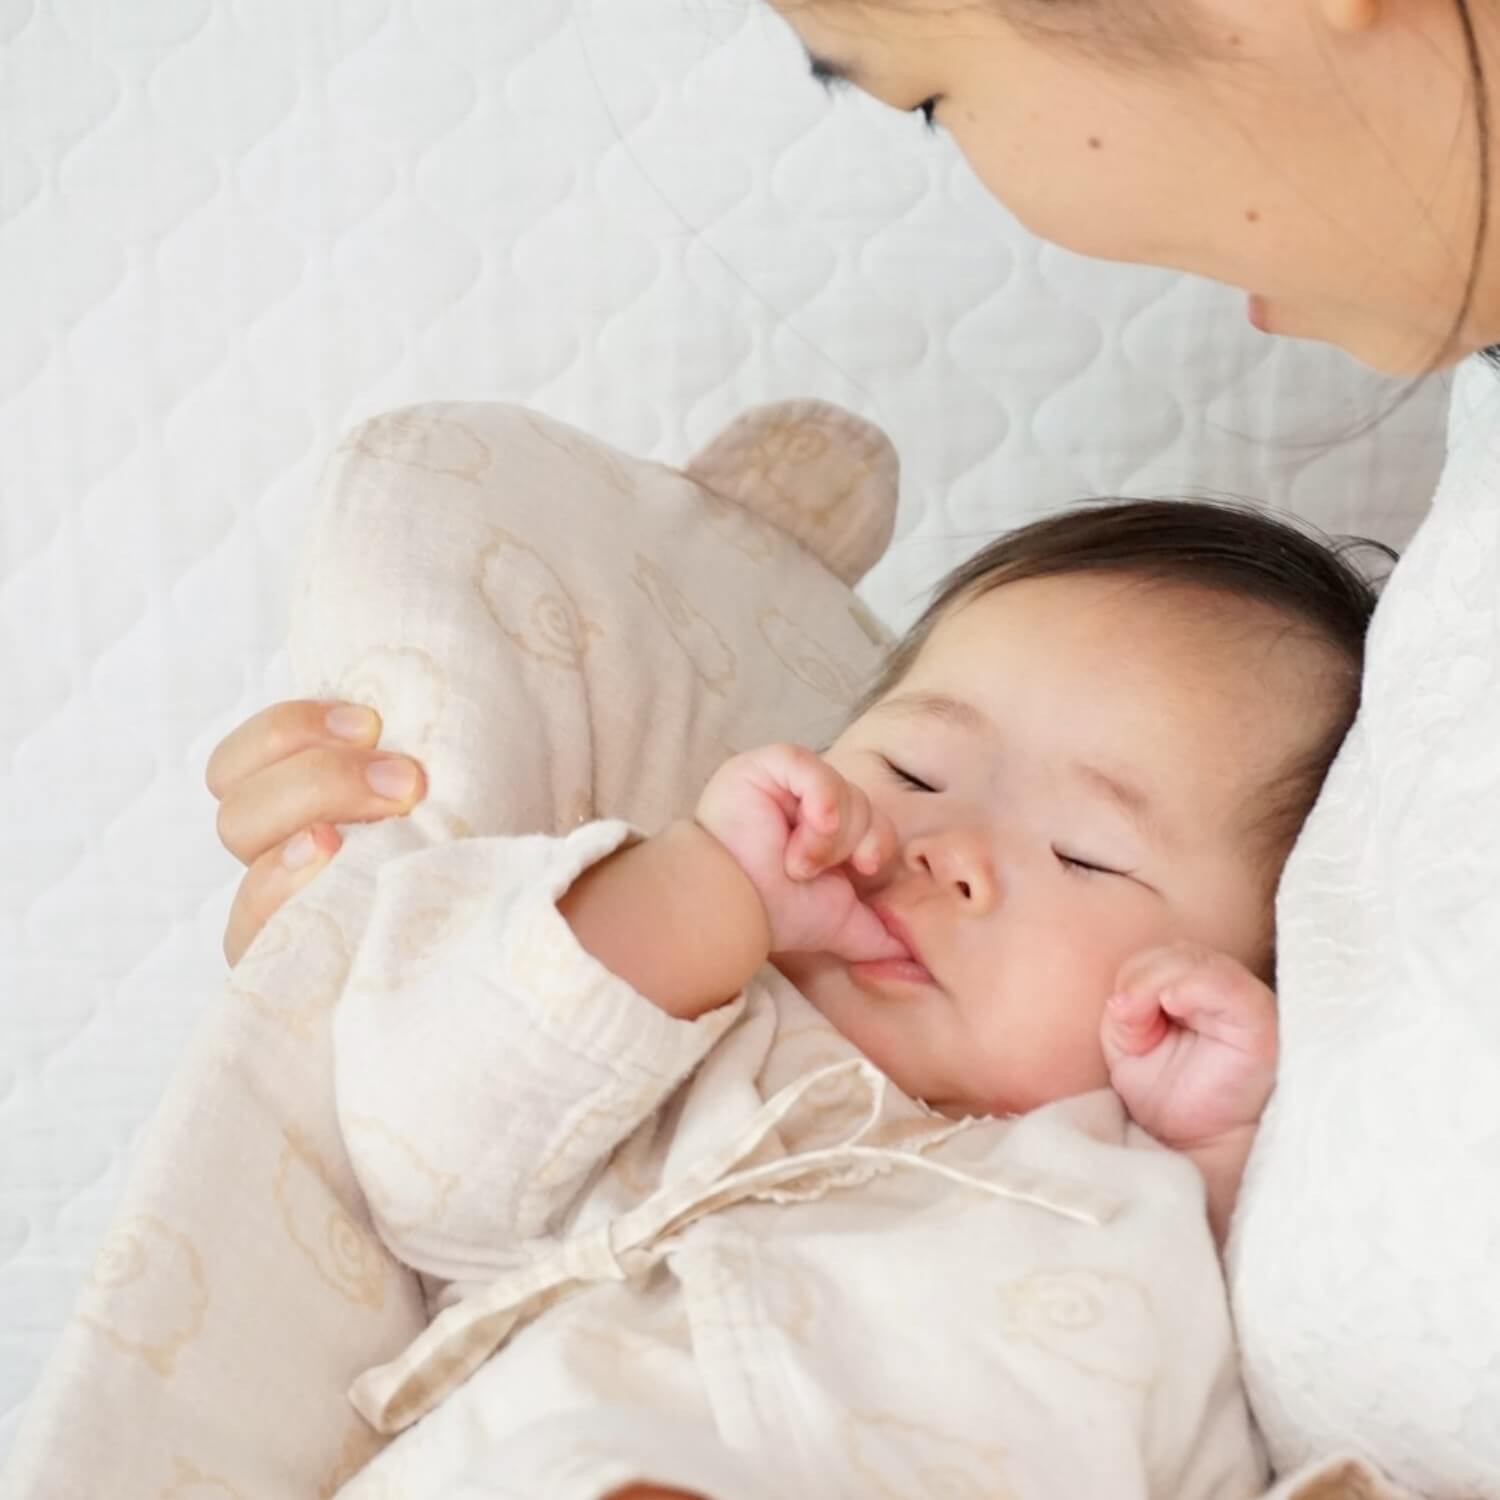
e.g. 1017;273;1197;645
1232;356;1500;1495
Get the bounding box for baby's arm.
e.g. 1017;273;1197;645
557;821;771;1020
334;744;898;1285
1101;944;1280;1246
332;823;747;1284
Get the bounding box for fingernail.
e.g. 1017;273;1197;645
367;758;418;801
327;705;377;742
283;830;319;870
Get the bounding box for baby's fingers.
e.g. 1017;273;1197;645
1115;943;1275;1049
786;774;868;880
852;806;897;876
1101;987;1170;1057
1159;964;1277;1051
1113;941;1210;1001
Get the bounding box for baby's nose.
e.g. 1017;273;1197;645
907;830;996;912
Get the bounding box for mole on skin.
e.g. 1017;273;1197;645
1088;136;1102;150
1245;209;1261;224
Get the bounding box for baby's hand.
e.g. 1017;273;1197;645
1100;942;1279;1153
695;744;906;964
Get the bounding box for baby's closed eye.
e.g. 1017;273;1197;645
881;756;939;793
1054;849;1126;878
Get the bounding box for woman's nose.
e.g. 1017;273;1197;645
905;829;997;913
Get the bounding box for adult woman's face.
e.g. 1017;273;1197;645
768;0;1496;373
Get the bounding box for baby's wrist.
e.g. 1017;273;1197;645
1181;1125;1259;1248
557;821;771;1019
653;819;774;994
1172;1120;1260;1159
666;819;774;952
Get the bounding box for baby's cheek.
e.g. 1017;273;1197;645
1049;1023;1115;1107
967;998;1115;1117
1173;853;1278;977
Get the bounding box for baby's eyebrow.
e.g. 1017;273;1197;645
876;690;992;735
1070;761;1167;847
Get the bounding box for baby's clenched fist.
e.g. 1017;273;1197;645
1101;941;1279;1154
695;744;906;964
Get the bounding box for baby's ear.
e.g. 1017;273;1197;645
684;400;899;587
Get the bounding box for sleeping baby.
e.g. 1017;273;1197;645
331;498;1384;1500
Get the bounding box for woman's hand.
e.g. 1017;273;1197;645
695;743;904;965
205;700;427;966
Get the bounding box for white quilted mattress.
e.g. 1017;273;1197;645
0;0;1452;1462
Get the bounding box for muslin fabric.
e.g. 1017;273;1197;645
329;822;1409;1500
0;400;897;1498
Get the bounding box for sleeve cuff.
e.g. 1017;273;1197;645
500;820;747;1085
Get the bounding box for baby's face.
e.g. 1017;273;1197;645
776;571;1332;1119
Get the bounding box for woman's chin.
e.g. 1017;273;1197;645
1264;295;1472;375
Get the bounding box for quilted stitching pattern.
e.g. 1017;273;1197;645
0;0;1452;1464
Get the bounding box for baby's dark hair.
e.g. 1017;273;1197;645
857;498;1396;884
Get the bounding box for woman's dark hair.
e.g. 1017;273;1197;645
857;498;1397;885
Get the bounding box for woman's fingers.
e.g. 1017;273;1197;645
217;746;426;963
208;699;429;964
223;823;343;967
205;699;381;799
213;741;426;867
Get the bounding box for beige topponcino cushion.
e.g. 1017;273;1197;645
0;401;897;1498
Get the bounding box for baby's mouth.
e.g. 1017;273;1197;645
854;903;940;990
870;901;922;962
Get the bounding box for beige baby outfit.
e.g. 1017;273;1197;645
323;818;1298;1499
